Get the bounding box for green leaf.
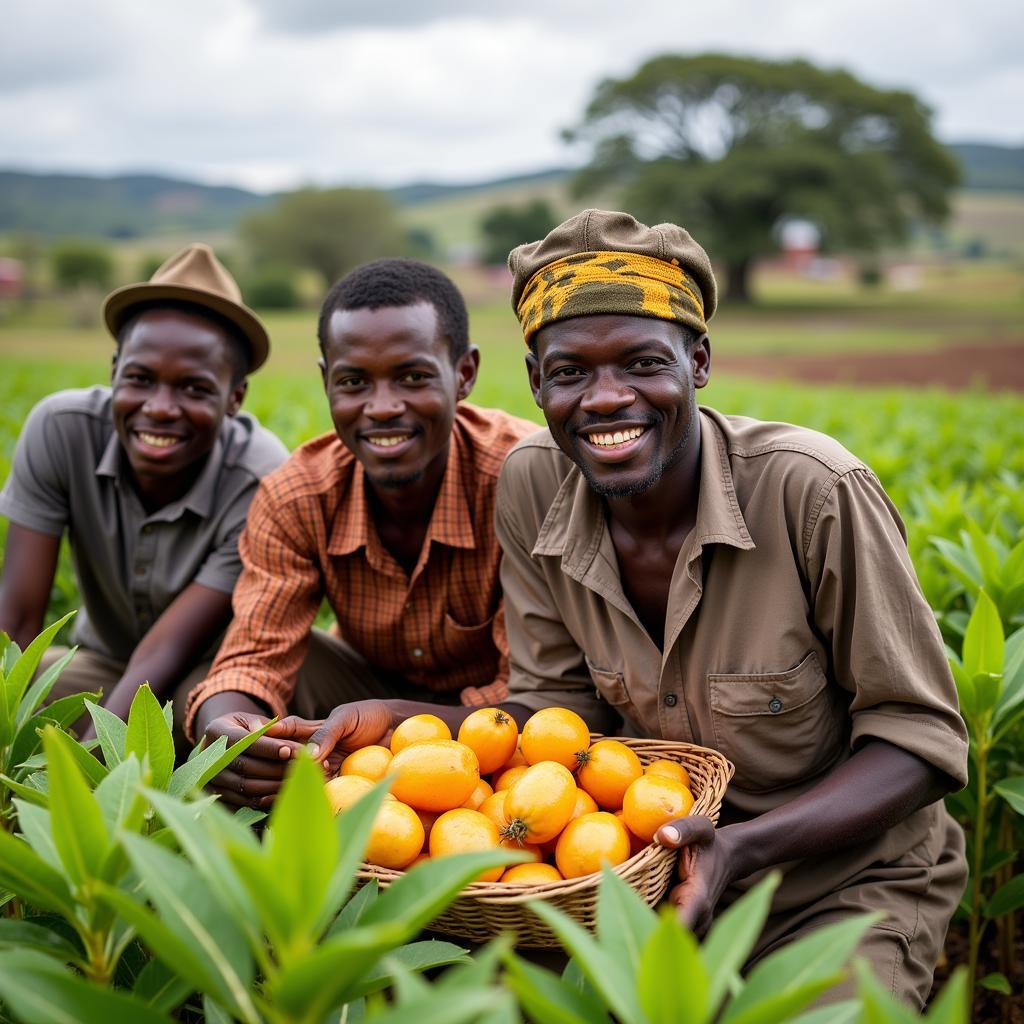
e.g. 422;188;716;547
30;722;108;788
361;988;508;1024
723;911;881;1022
0;772;49;808
362;848;531;937
503;951;612;1024
702;873;780;1017
42;725;110;884
94;757;147;836
131;957;195;1013
527;898;641;1024
972;672;1003;716
638;909;708;1024
202;995;235;1024
0;918;81;960
787;1000;861;1024
925;967;968;1021
327;878;379;937
0;947;173;1024
125;684;174;789
987;875;1024;917
166;717;277;797
16;646;78;725
224;840;297;954
994;776;1024;816
948;660;977;721
978;972;1011;995
966;521;1002;590
269;921;409;1021
13;800;62;869
232;805;267;828
853;958;920;1023
962;590;1004;679
994;629;1024;728
86;700;127;767
0;612;75;747
347;939;470;1000
595;864;657;980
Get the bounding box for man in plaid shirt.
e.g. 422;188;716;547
185;259;535;806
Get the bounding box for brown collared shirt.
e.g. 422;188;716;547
185;403;536;737
495;407;968;908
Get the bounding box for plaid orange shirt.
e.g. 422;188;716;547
184;404;537;737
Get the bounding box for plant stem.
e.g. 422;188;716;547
81;930;114;986
968;739;989;996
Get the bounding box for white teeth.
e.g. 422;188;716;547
588;427;645;447
368;434;411;448
138;432;178;448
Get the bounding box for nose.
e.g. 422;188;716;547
142;384;181;420
364;383;405;421
579;369;636;416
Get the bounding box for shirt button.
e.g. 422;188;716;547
663;693;677;707
769;697;783;714
135;566;147;577
142;524;154;535
412;647;423;658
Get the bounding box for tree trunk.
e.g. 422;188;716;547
723;258;754;304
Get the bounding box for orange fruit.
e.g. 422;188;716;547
429;808;503;882
478;789;510;830
621;775;694;842
615;810;648;857
325;774;374;813
340;744;393;781
520;708;591;770
389;740;480;812
502;761;577;845
501;862;563;884
458;708;519;774
495;743;528;776
644;759;691;788
568;787;599;823
555;811;631;879
414;808;440;848
409;852;430;867
461;778;494;811
493;764;529;792
500;838;543;862
363;800;424;869
389;714;452;754
576;739;643;810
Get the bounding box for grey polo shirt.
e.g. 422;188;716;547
0;386;288;662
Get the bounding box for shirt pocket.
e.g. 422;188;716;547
708;652;842;793
584;657;638;722
441;611;498;667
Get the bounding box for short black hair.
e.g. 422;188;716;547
115;299;251;385
317;258;469;362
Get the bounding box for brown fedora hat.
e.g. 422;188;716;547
102;243;270;372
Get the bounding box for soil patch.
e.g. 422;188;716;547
715;342;1024;392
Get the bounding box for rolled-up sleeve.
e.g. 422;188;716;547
805;468;968;788
495;464;614;732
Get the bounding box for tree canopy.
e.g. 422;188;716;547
240;187;407;287
479;199;558;266
565;53;959;301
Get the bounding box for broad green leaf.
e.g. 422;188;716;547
776;999;860;1024
702;873;780;1017
94;882;259;1024
166;717;277;797
966;521;1001;589
232;805;267;828
12;800;61;869
0;772;49;808
972;672;1002;716
28;721;108;788
0;918;81;960
362;848;531;937
638;909;708;1024
0;612;75;747
853;958;920;1023
225;840;297;954
131;957;195;1013
723;911;881;1022
994;628;1024;727
925;967;968;1022
994;776;1024;815
42;725;110;884
125;684;174;789
16;646;78;725
595;864;657;979
962;590;1004;679
0;947;173;1024
86;700;127;767
930;537;982;594
347;939;470;1000
265;752;339;952
503;951;612;1024
948;660;976;720
202;995;235;1024
327;878;379;938
987;875;1024;917
269;921;409;1020
360;987;509;1024
978;972;1011;995
434;934;509;991
528;898;641;1024
385;950;432;1003
94;757;147;836
117;832;256;1009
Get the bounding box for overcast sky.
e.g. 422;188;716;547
1;0;1021;193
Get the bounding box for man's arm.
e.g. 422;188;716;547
0;523;61;648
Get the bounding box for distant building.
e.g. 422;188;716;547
0;258;22;299
779;219;821;272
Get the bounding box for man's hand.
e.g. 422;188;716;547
203;710;307;809
655;816;734;934
287;700;395;767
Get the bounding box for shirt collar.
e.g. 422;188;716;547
532;407;755;570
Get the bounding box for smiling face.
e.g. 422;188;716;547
321;301;478;493
528;314;710;498
111;308;246;504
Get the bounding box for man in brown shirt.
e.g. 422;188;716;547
296;213;967;1006
187;259;534;803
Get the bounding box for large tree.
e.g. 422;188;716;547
565;54;959;302
240;187;407;287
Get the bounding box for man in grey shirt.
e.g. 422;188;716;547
0;244;287;745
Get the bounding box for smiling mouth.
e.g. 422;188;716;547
136;431;182;449
364;432;413;449
581;426;647;449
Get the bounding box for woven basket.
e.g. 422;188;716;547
355;736;734;948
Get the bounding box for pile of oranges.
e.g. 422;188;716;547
325;706;695;885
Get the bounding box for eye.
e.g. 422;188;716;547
184;382;216;395
121;371;150;383
549;365;584;379
337;376;365;389
630;357;663;370
399;371;430;384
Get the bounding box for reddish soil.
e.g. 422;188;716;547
715;342;1024;392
